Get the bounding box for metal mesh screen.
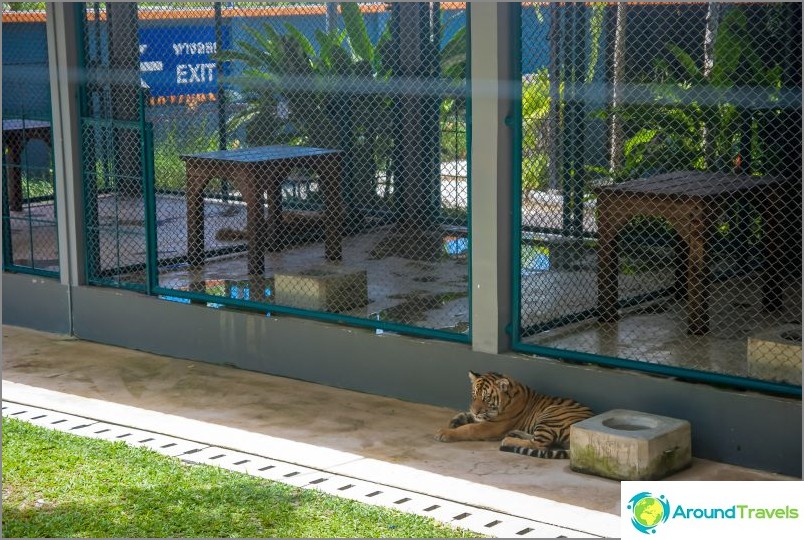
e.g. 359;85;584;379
517;3;802;389
2;3;60;276
79;2;469;338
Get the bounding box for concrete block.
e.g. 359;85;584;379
747;324;802;385
274;266;368;312
569;409;691;481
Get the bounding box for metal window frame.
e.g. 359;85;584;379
509;3;801;398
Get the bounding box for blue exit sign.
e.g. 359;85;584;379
138;25;230;98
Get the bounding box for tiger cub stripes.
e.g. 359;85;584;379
435;371;593;459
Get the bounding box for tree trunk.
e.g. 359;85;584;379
376;3;444;261
107;2;143;196
608;2;627;174
546;2;561;191
701;2;720;170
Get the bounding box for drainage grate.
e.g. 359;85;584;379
1;401;599;538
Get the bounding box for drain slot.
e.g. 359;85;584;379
2;400;588;539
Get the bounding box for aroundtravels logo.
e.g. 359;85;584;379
627;492;670;534
622;482;803;539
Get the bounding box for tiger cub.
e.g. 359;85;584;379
434;371;594;459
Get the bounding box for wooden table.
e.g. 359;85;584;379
3;119;52;212
181;145;343;276
596;171;784;335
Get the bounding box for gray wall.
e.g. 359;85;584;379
7;280;781;478
1;273;71;334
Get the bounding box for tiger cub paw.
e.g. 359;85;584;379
448;412;475;428
434;428;455;442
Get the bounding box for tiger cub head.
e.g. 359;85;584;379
467;371;520;422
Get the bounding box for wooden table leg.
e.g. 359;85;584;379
186;171;207;268
685;205;712;335
6;139;23;212
319;155;343;261
241;178;267;276
263;168;282;253
759;186;784;311
597;194;620;322
673;236;689;300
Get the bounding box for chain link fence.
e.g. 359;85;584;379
79;2;469;338
2;3;60;276
516;2;802;390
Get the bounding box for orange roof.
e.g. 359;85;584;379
3;3;468;24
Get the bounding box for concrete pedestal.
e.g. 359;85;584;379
569;409;691;481
747;324;802;385
274;266;368;313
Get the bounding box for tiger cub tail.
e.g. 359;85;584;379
499;430;571;459
499;442;570;459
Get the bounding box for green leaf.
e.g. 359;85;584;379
314;28;346;70
666;43;702;84
533;5;545;24
283;22;316;61
624;128;659;157
244;23;279;57
522;69;552;120
711;8;747;85
340;2;373;63
440;26;466;79
586;4;605;83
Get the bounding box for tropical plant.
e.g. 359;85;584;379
217;4;469;218
591;6;785;182
215;3;394;214
521;68;553;191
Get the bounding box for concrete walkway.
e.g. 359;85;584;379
1;325;794;537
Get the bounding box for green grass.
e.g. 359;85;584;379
2;418;480;538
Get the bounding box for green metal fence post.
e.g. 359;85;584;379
139;89;158;295
510;3;523;348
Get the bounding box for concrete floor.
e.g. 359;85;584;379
2;325;794;523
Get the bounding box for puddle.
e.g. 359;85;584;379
159;278;274;308
372;291;468;326
444;235;468;257
522;243;550;273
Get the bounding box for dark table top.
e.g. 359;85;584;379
597;171;781;198
3;119;51;132
181;145;340;164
